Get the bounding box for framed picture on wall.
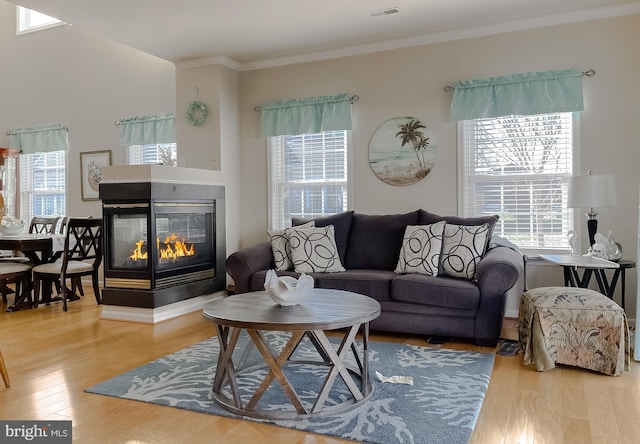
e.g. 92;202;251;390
80;150;111;201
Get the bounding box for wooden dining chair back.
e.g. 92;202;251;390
29;216;61;234
32;218;103;311
57;216;69;234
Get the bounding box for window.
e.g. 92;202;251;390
269;130;350;229
128;143;177;166
19;151;66;224
460;112;575;251
17;6;63;34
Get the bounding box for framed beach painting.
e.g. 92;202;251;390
80;150;111;201
368;117;437;186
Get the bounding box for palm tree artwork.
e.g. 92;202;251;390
369;117;437;186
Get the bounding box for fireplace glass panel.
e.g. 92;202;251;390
154;209;213;271
110;213;149;270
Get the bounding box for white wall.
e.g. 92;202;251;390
238;15;640;316
175;62;242;254
0;1;175;218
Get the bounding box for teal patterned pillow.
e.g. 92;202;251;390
288;225;345;273
267;221;314;271
440;223;490;280
395;222;445;275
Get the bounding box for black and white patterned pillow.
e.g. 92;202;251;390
440;223;490;280
395;222;445;276
267;221;315;271
288;225;345;273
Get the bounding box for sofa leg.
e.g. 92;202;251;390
475;338;498;347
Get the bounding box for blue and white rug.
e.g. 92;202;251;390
86;333;495;444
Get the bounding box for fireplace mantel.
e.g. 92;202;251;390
101;165;220;185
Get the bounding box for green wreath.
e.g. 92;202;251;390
186;101;208;126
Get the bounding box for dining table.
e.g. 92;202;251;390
0;232;66;312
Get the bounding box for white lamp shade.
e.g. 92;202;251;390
567;173;618;209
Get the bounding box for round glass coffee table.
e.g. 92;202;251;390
203;288;381;420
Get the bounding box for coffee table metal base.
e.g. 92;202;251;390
212;322;374;420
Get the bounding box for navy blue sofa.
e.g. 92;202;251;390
225;210;524;346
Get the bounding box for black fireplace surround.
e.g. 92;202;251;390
99;181;225;309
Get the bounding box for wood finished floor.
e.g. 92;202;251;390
1;290;639;444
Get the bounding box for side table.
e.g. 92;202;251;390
538;254;635;309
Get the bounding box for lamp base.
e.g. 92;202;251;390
587;218;598;248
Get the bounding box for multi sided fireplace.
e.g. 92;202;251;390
99;177;225;309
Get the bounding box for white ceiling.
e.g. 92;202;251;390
8;0;640;69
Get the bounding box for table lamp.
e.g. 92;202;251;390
567;170;618;248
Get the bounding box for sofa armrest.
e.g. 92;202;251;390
474;246;525;344
225;241;274;294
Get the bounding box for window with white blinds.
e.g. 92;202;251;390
19;151;66;224
460;112;575;250
269;130;349;229
128;143;177;165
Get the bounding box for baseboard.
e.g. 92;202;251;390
505;308;519;318
99;291;225;324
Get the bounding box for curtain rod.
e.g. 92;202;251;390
443;69;596;92
254;94;359;112
6;126;69;136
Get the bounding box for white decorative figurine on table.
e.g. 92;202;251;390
264;269;314;306
589;231;623;261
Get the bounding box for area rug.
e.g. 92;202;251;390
86;333;495;444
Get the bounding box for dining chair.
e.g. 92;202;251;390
29;216;61;234
32;218;103;311
0;347;9;387
0;262;32;306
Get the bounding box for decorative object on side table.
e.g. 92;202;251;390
567;170;617;248
80;150;112;201
590;231;623;261
263;269;314;306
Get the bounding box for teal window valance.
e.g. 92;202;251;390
259;93;354;137
116;112;176;146
449;68;589;121
7;124;69;153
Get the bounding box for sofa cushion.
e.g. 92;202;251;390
345;211;419;270
267;221;315;271
418;209;499;243
391;273;480;310
440;223;490;280
288;225;345;273
395;222;445;276
314;269;396;302
292;210;354;265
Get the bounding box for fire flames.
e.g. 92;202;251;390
129;235;196;262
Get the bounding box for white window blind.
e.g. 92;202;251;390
269;130;349;229
128;143;177;165
461;112;574;250
19;151;66;224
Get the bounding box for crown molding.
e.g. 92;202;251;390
239;3;640;72
168;4;640;73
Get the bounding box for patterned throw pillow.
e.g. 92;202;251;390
267;221;315;271
440;223;490;280
395;222;446;276
287;225;345;273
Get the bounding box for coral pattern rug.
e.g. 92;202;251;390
86;333;495;443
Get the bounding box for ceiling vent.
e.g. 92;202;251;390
368;7;400;18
